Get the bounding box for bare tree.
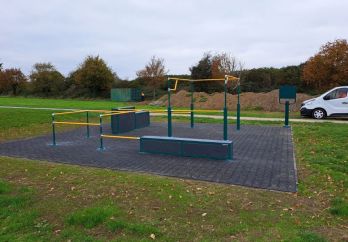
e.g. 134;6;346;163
136;56;168;99
211;52;238;78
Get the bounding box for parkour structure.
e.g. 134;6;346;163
50;75;241;160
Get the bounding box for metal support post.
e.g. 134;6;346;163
167;79;172;137
284;101;290;128
99;115;104;150
86;111;90;138
52;113;56;146
190;82;194;128
236;84;241;130
223;77;228;140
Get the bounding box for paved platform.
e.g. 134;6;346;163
0;123;297;192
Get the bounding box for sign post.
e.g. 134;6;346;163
279;85;296;128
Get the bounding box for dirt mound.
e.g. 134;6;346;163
151;89;314;112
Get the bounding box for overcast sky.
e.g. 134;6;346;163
1;0;348;79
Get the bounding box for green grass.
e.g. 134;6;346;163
0;108;103;141
0;96;129;110
329;197;348;217
107;220;159;235
67;205;120;229
0;101;347;241
0;96;301;118
0;179;47;241
294;231;327;242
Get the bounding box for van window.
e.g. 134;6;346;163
324;88;348;100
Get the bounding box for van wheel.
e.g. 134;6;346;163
312;108;326;119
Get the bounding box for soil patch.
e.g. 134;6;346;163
151;89;314;112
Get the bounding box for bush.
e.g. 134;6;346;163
29;63;65;97
68;56;117;98
0;68;27;95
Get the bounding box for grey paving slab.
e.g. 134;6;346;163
0;122;297;192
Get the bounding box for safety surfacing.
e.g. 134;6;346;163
0;122;297;192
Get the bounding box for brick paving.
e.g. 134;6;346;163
0;122;297;192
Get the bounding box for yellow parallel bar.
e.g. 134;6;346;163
167;76;239;82
170;109;223;113
167;77;191;81
53;110;86;116
150;110;189;113
85;110;121;113
101;111;135;117
191;78;225;82
53;121;100;126
54;110;124;115
101;134;140;140
225;75;239;81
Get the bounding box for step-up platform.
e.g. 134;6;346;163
140;136;233;160
111;107;150;134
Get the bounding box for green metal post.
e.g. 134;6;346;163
167;79;172;137
190;82;194;128
99;115;104;150
284;101;290;127
86;111;90;138
52;113;56;146
236;84;241;130
223;78;228;140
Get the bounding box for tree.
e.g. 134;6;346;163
211;53;238;78
0;68;27;95
136;56;168;99
190;53;212;79
190;52;242;92
69;56;117;98
30;63;65;96
302;39;348;91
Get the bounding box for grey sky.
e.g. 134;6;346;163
1;0;347;79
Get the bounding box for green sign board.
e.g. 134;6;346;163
279;85;296;104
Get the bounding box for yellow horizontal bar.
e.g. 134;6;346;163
167;76;239;82
85;110;122;113
101;111;136;117
54;110;123;115
53;121;100;126
101;134;140;140
167;77;191;81
225;75;239;81
170;109;223;113
150;110;189;113
53;110;86;116
191;78;225;82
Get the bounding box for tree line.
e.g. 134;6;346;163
1;39;347;99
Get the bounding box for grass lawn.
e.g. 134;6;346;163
0;96;301;118
0;104;347;241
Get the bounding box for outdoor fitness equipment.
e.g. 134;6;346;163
51;76;240;160
166;75;241;139
50;109;134;146
50;108;190;149
279;85;297;127
139;75;240;160
110;106;150;134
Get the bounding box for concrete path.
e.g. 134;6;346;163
0;105;347;124
151;113;348;124
0;105;76;111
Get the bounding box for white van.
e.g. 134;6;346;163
300;86;348;119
